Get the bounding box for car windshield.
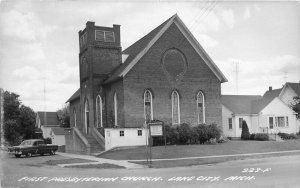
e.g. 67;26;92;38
20;140;33;146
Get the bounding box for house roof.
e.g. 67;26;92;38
222;95;262;114
37;112;60;126
66;88;80;103
104;14;227;84
251;88;282;113
286;82;300;96
51;127;65;135
222;88;283;114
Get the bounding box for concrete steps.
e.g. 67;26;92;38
85;135;105;154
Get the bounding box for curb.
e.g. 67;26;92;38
127;150;300;162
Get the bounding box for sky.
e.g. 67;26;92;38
0;0;299;112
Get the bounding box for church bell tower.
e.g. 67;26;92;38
78;21;122;134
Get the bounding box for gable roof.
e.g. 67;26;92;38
222;95;262;114
51;127;65;135
66;88;80;103
104;14;227;84
251;88;282;113
222;88;284;114
37;112;60;126
286;82;300;96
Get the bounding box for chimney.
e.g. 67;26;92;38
269;86;272;91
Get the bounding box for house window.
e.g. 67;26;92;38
171;91;180;125
95;30;115;42
239;118;243;129
144;90;153;123
276;117;284;127
228;118;232;129
138;130;142;136
120;130;124;137
269;117;274;129
84;99;89;134
286;116;289;127
275;116;288;127
96;95;103;128
73;109;77;127
114;92;118;126
197;91;205;124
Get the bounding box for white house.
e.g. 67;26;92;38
222;84;299;138
36;112;60;138
50;127;66;146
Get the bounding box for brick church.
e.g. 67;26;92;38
66;14;227;153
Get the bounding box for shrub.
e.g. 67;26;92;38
241;120;250;140
177;123;194;144
194;123;222;144
250;133;256;140
207;123;222;140
254;133;269;141
165;124;179;145
44;137;52;144
278;132;299;140
195;124;209;144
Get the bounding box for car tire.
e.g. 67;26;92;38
40;153;44;156
15;154;21;158
26;153;32;158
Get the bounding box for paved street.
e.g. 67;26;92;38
1;149;300;188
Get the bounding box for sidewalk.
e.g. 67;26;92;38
56;152;146;169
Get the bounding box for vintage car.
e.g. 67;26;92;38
8;139;58;158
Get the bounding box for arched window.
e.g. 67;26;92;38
171;91;180;125
197;91;205;124
114;92;118;126
84;99;89;133
144;90;153;123
96;95;103;127
73;108;77;127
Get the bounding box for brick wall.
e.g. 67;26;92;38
123;23;222;128
104;80;125;127
70;98;81;129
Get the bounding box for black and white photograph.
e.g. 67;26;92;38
0;0;300;187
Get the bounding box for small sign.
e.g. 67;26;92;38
149;122;163;136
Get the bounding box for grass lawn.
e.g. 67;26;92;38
98;139;300;161
44;158;97;165
132;152;300;168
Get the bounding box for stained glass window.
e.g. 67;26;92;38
197;91;205;124
172;91;180;125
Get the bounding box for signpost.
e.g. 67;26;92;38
146;121;165;167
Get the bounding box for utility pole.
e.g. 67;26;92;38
0;88;4;148
283;71;288;83
233;61;240;95
43;77;47;127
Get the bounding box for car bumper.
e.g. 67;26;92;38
8;151;22;155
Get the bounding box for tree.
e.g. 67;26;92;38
3;91;37;145
291;96;300;120
57;104;70;128
241;120;250;140
18;105;36;140
4;120;22;146
4;91;20;122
